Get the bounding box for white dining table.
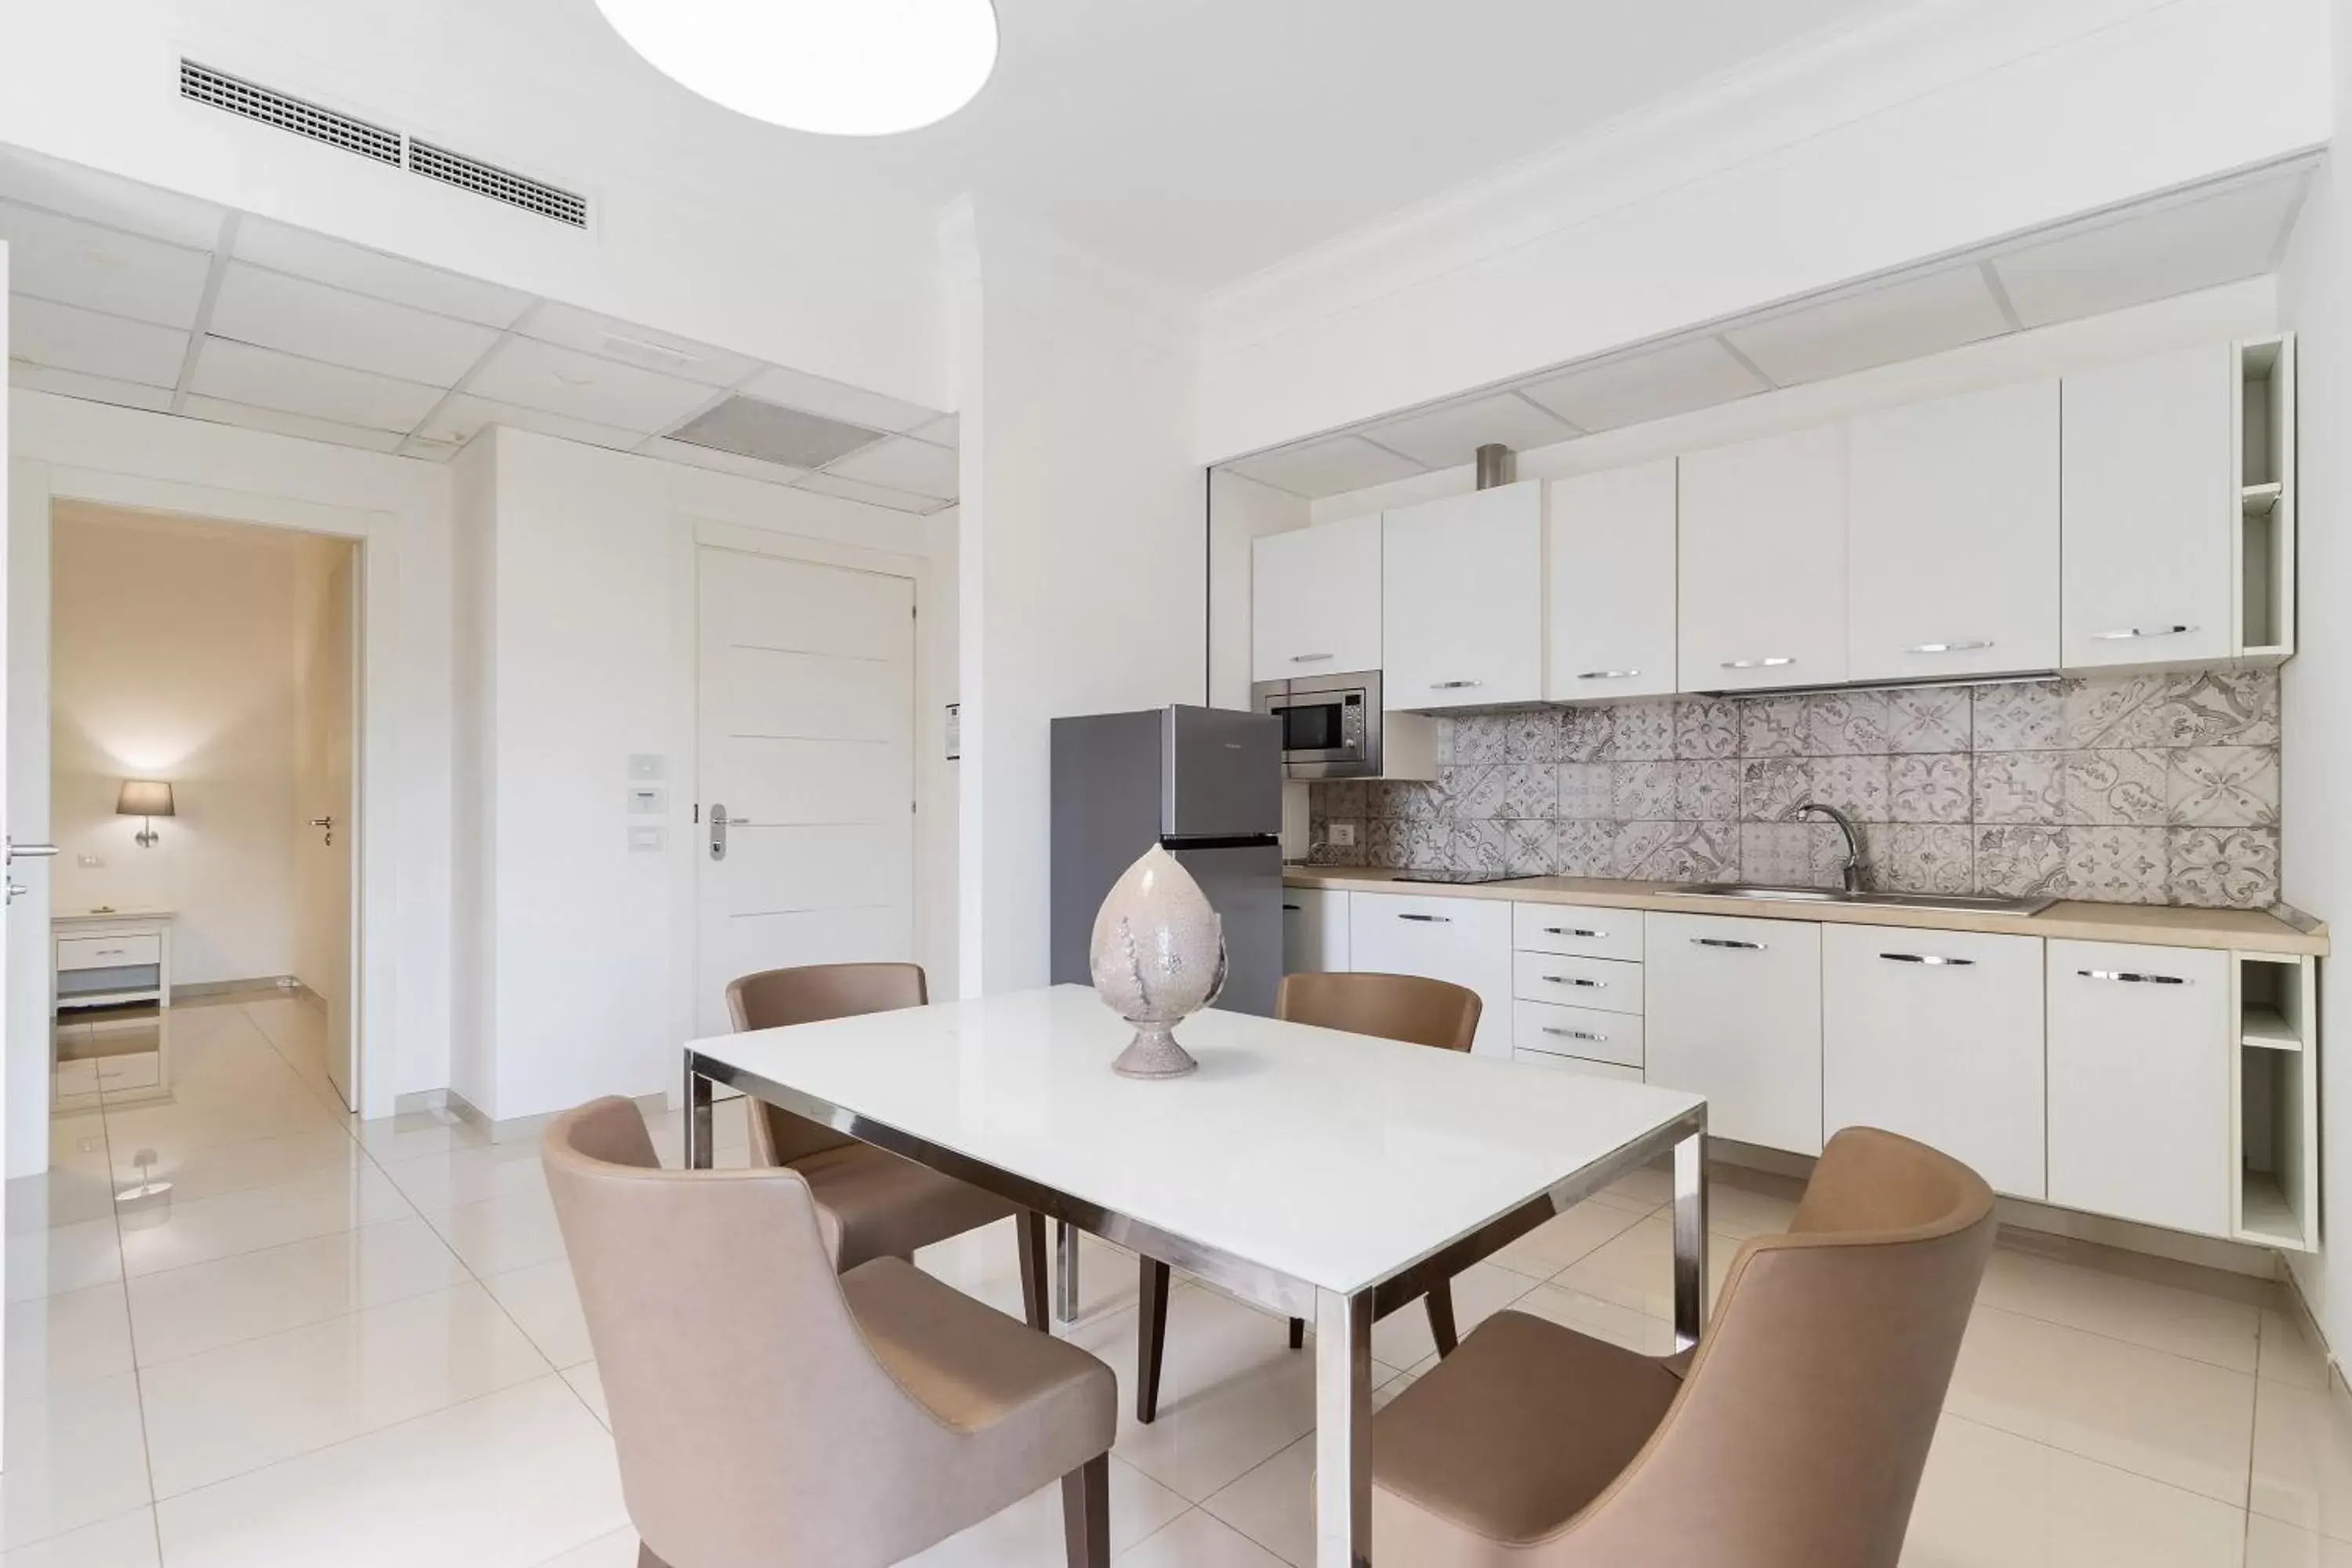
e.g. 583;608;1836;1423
681;984;1708;1568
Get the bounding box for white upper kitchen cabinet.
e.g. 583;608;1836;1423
1347;891;1513;1056
1382;481;1544;710
1644;913;1823;1155
1848;380;2060;682
1251;515;1384;682
1678;424;1848;693
2061;346;2234;670
1821;925;2046;1198
2046;941;2231;1237
1547;459;1678;700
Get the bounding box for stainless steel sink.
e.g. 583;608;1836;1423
1661;883;2056;916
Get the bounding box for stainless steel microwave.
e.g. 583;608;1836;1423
1252;669;1387;779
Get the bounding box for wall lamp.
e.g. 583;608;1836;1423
116;779;173;848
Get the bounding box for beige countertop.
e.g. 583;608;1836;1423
1283;866;2328;956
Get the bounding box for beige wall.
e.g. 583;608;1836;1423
50;503;350;988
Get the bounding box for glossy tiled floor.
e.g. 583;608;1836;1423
5;994;2350;1566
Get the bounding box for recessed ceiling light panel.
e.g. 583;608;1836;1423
593;0;999;136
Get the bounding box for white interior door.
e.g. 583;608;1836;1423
300;546;358;1109
696;547;916;1035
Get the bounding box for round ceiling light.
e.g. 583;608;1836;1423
594;0;999;137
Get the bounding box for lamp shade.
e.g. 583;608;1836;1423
116;780;174;818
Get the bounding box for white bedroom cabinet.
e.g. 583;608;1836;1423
1847;379;2060;682
1383;481;1544;710
1547;459;1677;700
1678;424;1848;693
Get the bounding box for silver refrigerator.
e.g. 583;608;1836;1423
1050;705;1284;1016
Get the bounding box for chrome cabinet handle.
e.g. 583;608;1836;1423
1903;641;1992;655
1693;937;1764;950
1290;652;1334;662
1398;913;1452;924
2078;968;2188;985
1576;670;1639;681
1544;975;1606;989
2089;625;2195;641
95;948;125;956
1543;1026;1607;1044
7;840;58;861
1720;656;1795;670
1432;680;1483;690
1543;926;1605;938
1282;903;1301;912
1881;953;1974;967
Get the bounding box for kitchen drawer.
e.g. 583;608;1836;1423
1512;950;1642;1015
1513;1000;1643;1069
58;934;159;971
1512;1047;1643;1084
1512;902;1642;963
1346;892;1513;1057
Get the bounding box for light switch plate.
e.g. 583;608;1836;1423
76;855;104;869
626;786;666;815
628;826;666;851
1330;822;1357;848
628;753;666;781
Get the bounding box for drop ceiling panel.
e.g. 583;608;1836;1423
189;337;443;431
913;413;959;448
466;335;713;432
210;263;503;386
417;393;644;452
1364;392;1577;468
180;395;405;453
233;215;533;328
0;201;212;328
516;301;759;389
796;472;946;514
670;396;883;468
10;296;189;387
1225;435;1425;499
0;151;226;251
741;363;941;434
1522;336;1773;431
9;364;175;412
639;436;809;485
826;434;958;499
1724;267;2011;386
1991;172;2307;329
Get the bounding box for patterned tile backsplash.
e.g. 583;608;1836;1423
1306;669;2282;909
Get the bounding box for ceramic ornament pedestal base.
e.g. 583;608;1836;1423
1112;1023;1199;1080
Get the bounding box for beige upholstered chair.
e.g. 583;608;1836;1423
728;963;1052;1330
1132;971;1482;1423
544;1098;1119;1568
1370;1126;1996;1567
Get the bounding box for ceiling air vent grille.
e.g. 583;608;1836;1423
180;61;403;166
408;140;588;230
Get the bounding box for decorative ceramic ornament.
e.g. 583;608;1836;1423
1088;845;1227;1078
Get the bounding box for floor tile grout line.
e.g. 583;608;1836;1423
1936;1408;2259;1517
89;1072;172;1568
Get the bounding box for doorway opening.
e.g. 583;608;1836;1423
46;502;360;1134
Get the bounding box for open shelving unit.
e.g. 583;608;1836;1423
2231;950;2318;1250
2234;334;2296;661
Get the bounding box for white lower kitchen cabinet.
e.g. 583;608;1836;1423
1821;925;2046;1198
1346;891;1513;1056
2046;941;2232;1237
1514;1048;1643;1083
1281;887;1349;975
1643;913;1823;1155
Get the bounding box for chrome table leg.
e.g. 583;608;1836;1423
1671;1124;1709;1351
1313;1287;1372;1567
1056;1218;1081;1324
683;1052;714;1171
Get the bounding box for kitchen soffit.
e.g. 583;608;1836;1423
0;146;959;514
1220;160;2315;499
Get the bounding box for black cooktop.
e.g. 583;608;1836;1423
1392;869;1525;885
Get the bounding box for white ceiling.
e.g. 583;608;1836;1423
1225;163;2314;499
169;0;1889;294
0;151;959;514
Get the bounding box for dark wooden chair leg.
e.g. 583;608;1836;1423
1060;1452;1110;1568
1425;1278;1460;1358
1288;1315;1305;1350
1017;1210;1049;1332
1136;1258;1171;1423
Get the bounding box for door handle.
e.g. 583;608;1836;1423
309;815;336;847
710;804;730;862
6;838;58;862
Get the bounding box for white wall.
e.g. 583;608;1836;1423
9;392;452;1153
456;427;942;1121
1196;0;2330;462
950;202;1207;995
49;505;317;985
448;437;496;1117
2278;36;2350;1362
